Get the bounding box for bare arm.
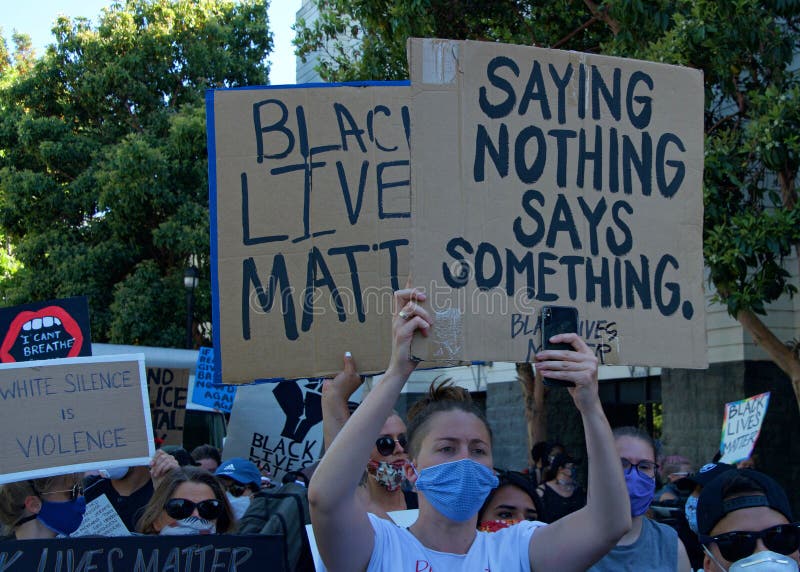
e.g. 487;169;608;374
308;288;431;572
529;334;631;572
321;352;363;452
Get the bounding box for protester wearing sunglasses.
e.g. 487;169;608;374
321;351;417;523
697;469;799;571
0;473;85;539
136;466;235;535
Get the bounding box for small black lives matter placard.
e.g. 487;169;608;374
0;296;92;363
0;534;287;572
223;380;322;483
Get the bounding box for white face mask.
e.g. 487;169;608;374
159;516;216;536
729;551;799;572
98;466;130;480
226;492;251;520
685;495;699;534
705;547;799;572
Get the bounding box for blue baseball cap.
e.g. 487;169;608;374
215;458;262;487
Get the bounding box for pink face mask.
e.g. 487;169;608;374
367;459;407;491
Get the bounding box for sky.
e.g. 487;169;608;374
2;0;301;85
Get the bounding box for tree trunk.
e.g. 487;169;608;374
736;309;800;409
516;362;548;466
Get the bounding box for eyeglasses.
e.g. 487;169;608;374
375;435;407;456
701;523;800;563
164;498;223;521
621;458;659;478
34;481;84;501
221;480;248;498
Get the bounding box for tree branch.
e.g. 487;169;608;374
736;308;800;405
516;362;548;466
553;15;599;49
583;0;621;35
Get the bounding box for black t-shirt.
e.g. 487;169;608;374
83;475;154;532
537;482;587;523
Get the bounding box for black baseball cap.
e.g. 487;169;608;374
697;469;793;536
676;462;735;490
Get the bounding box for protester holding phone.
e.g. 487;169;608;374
309;287;631;571
136;466;235;535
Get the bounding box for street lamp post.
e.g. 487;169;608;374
184;265;199;349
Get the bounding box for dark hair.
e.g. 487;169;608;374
531;441;550;464
612;426;656;459
191;445;222;466
543;453;578;482
405;378;492;458
136;467;235;534
478;470;541;523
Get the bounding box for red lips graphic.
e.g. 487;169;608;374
0;306;84;362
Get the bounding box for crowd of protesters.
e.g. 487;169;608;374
1;286;798;572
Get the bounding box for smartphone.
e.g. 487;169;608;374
540;305;579;387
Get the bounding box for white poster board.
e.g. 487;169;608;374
223;381;323;482
719;392;770;464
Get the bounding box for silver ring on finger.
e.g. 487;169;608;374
398;310;410;320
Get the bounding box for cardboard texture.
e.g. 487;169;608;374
146;366;189;446
0;354;154;485
223;380;323;483
719;391;770;464
408;39;707;368
207;83;411;382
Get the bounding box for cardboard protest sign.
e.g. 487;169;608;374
223;380;323;482
0;296;92;363
0;354;153;485
191;346;237;412
0;534;287;572
719;392;770;464
407;39;706;368
207;82;411;383
146;367;189;446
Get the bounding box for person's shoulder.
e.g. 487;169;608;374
645;517;678;539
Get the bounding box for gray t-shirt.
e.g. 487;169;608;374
588;517;678;572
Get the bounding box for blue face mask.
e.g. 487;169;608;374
413;459;499;522
624;469;655;517
38;497;86;536
685;495;699;534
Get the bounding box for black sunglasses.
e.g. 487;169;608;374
164;498;223;521
702;523;800;562
222;480;248;498
375;435;407;456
